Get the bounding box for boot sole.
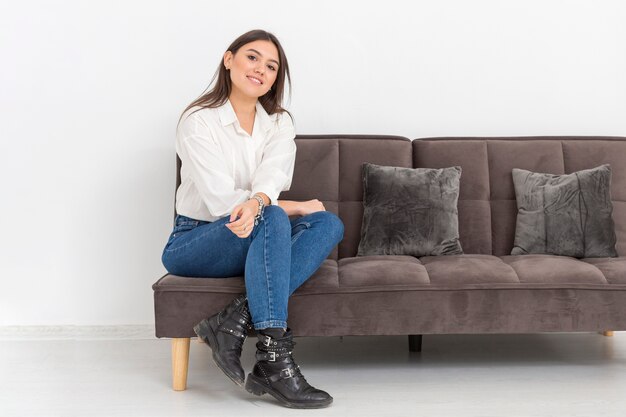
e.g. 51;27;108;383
245;373;333;409
193;318;245;387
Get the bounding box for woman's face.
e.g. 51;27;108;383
224;40;280;99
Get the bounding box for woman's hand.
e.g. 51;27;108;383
226;199;259;238
298;199;326;216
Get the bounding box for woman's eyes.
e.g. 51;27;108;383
247;55;277;71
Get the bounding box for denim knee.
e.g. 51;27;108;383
262;204;289;221
326;211;345;243
260;205;291;233
311;211;344;244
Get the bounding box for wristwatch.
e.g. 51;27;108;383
251;194;265;225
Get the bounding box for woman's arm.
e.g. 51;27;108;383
276;199;326;217
251;192;300;217
277;200;302;216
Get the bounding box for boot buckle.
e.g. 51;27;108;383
268;351;276;362
263;335;272;347
283;367;294;378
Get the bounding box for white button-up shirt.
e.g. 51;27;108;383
175;98;297;222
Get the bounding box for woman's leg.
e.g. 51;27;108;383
288;211;345;295
243;208;345;329
244;205;292;330
162;207;294;330
246;210;342;409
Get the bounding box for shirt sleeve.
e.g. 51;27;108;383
176;112;252;217
251;112;297;206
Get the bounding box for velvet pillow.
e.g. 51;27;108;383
357;163;464;257
511;164;617;257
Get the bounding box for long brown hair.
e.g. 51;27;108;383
179;29;293;125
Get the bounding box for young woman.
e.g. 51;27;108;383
161;29;344;409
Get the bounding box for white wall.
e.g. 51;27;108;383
1;0;624;326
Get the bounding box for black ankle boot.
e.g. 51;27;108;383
193;294;251;386
245;327;333;408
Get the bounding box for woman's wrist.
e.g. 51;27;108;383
251;192;270;207
246;198;261;217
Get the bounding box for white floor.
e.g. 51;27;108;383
1;331;625;417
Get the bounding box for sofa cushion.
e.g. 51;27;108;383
511;164;617;257
357;162;463;257
291;256;430;295
500;255;608;284
297;255;624;293
153;255;625;296
579;256;626;284
418;254;519;285
338;255;429;287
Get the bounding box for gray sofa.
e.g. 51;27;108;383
153;135;626;391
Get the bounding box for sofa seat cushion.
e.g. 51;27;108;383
500;254;609;285
420;254;626;288
419;254;519;285
295;256;429;295
339;255;429;285
154;255;626;297
579;256;626;284
152;274;246;294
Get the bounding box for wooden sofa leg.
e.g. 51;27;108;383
408;335;422;352
601;331;614;337
172;337;190;391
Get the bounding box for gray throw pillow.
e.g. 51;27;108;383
511;164;617;258
357;163;464;257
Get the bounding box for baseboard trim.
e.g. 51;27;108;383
0;325;155;340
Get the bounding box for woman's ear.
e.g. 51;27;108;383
223;51;232;70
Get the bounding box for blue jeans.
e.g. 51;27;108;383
161;205;344;330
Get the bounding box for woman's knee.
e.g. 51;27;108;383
161;250;184;276
261;205;291;231
330;212;345;242
263;204;289;219
312;211;344;243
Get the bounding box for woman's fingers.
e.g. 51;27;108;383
226;203;257;238
226;219;254;235
226;218;249;230
226;224;253;238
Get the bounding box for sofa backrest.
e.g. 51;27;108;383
175;135;626;260
414;137;626;257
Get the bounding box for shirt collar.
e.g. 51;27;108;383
217;98;277;133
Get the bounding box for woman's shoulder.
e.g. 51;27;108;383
179;105;219;126
176;106;221;140
272;109;295;132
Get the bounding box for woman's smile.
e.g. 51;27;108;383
247;75;263;85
